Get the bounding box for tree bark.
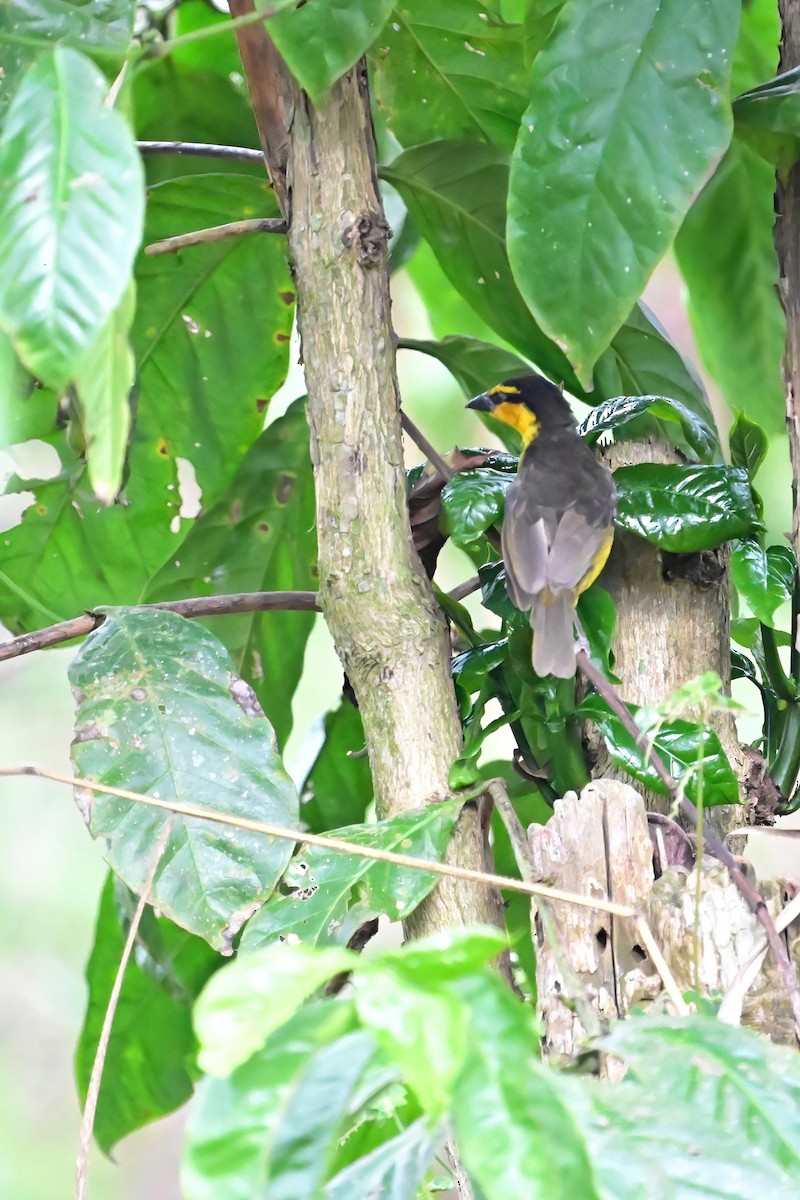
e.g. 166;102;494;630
229;3;502;942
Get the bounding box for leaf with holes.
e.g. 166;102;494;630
69;608;299;951
239;801;461;955
0;48;144;386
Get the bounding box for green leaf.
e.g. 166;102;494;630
614;463;762;552
73;282;135;504
145;401;316;750
675;141;785;433
729;410;769;476
194;943;354;1076
578;394;718;463
183;1001;358;1200
479;560;526;627
580;695;739;807
239;801;461;954
602;1016;800;1188
452;640;509;695
267;0;393;108
403;237;502;344
69;608;299;951
133;174;294;505
76;874;219;1153
576;585;616;677
731;539;796;626
731;0;780;98
441;468;512;547
508;0;739;383
385;143;715;419
170;1;248;79
0;0;134;55
398;334;529;398
734;65;800;169
300;702;373;832
371;0;527;150
325;1119;437;1200
0;48;144;386
452;974;598;1200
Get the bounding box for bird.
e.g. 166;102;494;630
467;373;617;678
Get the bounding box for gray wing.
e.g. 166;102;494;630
501;485;555;608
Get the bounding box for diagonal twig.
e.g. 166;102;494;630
137;140;264;163
145;216;286;256
400;411;454;482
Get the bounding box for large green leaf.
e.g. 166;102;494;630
300;701;373;832
398;335;529;398
72;282;135;504
580;694;739;807
134;173;294;506
267;0;394;108
194;943;355;1076
675;141;785;433
183;1001;359;1200
325;1119;437;1200
146;401;316;750
0;48;144;386
69;608;299;951
614;463;762;552
730;0;779;98
730;540;796;627
508;0;739;384
0;0;134;54
385;142;714;419
734;66;800;169
371;0;527;150
240;801;461;954
76;875;219;1153
403;237;502;344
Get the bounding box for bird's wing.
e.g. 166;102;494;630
545;506;614;592
501;486;555;607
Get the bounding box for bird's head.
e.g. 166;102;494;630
467;374;576;448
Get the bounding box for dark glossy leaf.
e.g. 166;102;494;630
734;64;800;168
398;334;529;399
268;0;393;108
729;410;770;477
731;648;760;685
371;0;527;150
576;585;616;676
731;539;796;626
240;801;462;954
508;0;738;383
614;464;762;552
73;282;135;504
300;702;373;832
76;875;219;1153
479;560;526;627
133;174;294;505
452;974;599;1200
183;1001;358;1200
578;394;718;463
675;142;785;433
69;608;299;951
194;944;355;1076
580;695;739;807
0;48;144;386
145;401;316;750
325;1119;437;1200
441;468;512;547
452;640;509;694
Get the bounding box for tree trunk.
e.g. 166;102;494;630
777;0;800;563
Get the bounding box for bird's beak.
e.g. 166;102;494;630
466;393;494;413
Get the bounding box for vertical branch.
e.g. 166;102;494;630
228;8;502;938
776;1;800;565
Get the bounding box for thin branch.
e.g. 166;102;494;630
145;216;286;256
137;140;264;163
400;411;454;482
577;649;800;1033
0;591;320;664
448;575;482;603
75;823;171;1200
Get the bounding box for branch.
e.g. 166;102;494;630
400;411;454;482
577;650;800;1032
0;591;320;663
137;140;264;163
145;216;286;256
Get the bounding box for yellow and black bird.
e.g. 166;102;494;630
467;374;616;678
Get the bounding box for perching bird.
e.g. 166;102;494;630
467;374;617;678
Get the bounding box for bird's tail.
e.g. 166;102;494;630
530;592;577;678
